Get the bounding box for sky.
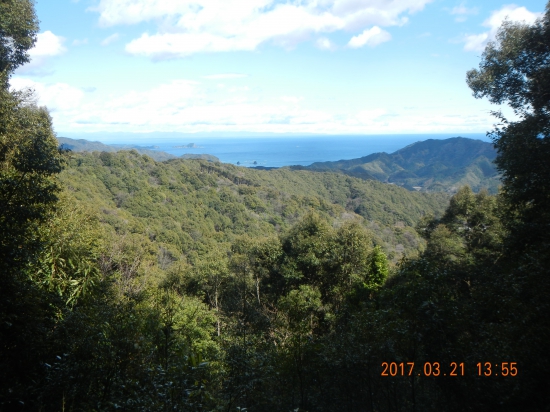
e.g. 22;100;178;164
9;0;546;137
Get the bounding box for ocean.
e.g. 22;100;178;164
74;133;490;168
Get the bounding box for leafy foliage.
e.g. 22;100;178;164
0;0;38;74
0;68;66;407
59;149;449;266
31;192;103;306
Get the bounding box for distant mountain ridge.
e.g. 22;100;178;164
57;136;219;163
59;136;499;193
298;137;499;193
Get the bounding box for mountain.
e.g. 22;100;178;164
60;150;449;261
300;137;499;193
57;136;221;163
59;136;499;193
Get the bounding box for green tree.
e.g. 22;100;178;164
466;5;550;248
32;192;102;306
466;16;550;119
0;1;67;407
0;0;38;75
0;88;64;275
279;212;333;294
189;247;231;336
368;245;389;288
464;5;550;409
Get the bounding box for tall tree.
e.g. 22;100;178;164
466;4;550;248
467;4;550;410
0;1;65;407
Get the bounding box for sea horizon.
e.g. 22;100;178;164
59;132;491;168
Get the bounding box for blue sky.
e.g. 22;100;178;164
9;0;545;137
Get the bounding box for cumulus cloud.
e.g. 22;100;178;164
101;33;120;46
348;26;391;48
463;5;541;51
29;31;67;57
90;0;433;58
15;31;66;75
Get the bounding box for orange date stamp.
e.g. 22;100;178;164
381;362;518;377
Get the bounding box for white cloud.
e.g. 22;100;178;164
10;78;84;112
463;5;541;51
91;0;433;57
348;26;391;48
29;31;66;57
8;76;327;132
101;33;120;46
462;32;488;51
15;31;66;75
203;73;248;79
355;108;387;123
316;37;335;50
11;76;497;134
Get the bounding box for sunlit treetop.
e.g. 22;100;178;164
0;0;38;75
467;4;550;118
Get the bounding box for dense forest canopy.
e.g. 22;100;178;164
60;150;450;261
1;1;550;411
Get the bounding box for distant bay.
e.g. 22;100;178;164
61;133;490;168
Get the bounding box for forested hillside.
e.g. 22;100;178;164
60;150;449;264
1;1;550;411
301;137;499;193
